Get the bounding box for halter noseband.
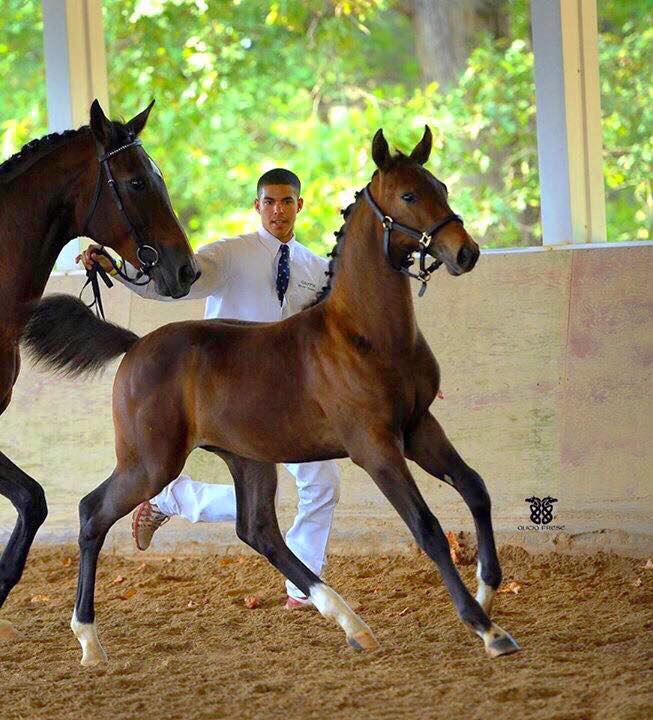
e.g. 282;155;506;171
363;185;463;297
82;138;160;276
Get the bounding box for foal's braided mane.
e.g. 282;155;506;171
305;187;367;308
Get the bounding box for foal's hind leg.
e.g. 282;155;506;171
219;451;377;651
348;432;519;658
0;452;48;641
405;412;502;616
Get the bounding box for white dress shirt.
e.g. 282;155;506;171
120;226;328;321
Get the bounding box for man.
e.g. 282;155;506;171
78;169;340;610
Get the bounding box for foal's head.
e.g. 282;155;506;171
369;127;479;276
85;100;200;298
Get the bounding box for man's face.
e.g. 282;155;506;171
255;184;303;243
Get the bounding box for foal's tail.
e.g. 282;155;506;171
21;294;139;378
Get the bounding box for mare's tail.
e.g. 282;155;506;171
21;294;139;378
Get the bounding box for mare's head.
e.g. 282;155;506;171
85;100;200;298
369;126;479;276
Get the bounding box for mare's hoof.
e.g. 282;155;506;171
347;630;379;651
485;632;521;658
0;619;21;642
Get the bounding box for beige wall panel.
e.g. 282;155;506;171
560;248;653;514
1;246;651;553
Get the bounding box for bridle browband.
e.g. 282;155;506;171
80;138;161;318
363;184;463;297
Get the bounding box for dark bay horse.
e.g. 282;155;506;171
0;100;200;640
23;127;520;665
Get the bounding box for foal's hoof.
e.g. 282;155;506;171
485;632;521;658
346;630;379;651
0;619;21;642
80;645;108;668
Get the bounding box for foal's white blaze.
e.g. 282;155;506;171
71;610;107;667
475;561;496;615
309;584;378;650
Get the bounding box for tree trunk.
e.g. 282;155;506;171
410;0;509;90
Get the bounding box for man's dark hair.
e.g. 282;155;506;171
256;168;301;197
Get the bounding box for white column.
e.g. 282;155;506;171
42;0;109;269
532;0;607;245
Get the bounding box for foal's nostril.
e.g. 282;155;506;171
457;245;479;271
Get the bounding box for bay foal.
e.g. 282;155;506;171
0;100;199;639
24;127;520;664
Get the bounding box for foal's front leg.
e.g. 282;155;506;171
220;452;378;651
405;411;502;616
349;432;519;658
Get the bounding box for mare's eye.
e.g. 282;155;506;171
130;178;146;191
401;192;416;203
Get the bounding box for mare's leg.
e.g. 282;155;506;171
348;432;519;658
220;452;377;651
0;451;48;640
405;412;501;615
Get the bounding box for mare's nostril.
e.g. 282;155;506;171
179;264;196;285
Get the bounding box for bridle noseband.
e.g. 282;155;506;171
363;185;463;296
80;138;161;318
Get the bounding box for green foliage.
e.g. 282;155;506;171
0;0;650;249
598;11;652;241
0;1;47;159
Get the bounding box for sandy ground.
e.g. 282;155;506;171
0;544;651;720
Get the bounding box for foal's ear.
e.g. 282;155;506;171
89;99;111;147
126;99;156;138
409;125;432;166
372;129;392;172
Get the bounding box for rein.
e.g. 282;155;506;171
80;139;158;318
362;185;463;297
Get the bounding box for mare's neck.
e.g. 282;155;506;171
325;202;418;354
0;133;97;314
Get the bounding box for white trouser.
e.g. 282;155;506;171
152;460;340;602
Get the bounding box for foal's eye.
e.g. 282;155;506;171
401;192;416;203
129;178;146;191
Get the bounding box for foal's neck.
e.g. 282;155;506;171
0;134;96;315
325;203;418;354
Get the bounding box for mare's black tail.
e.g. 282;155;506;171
21;294;139;378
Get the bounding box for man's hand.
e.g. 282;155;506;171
76;244;114;274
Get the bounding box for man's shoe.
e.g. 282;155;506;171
284;596;313;611
131;501;170;551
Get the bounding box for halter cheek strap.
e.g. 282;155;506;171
363;185;463;296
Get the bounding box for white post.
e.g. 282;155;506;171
42;0;109;269
532;0;607;245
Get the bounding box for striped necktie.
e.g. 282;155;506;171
276;244;290;306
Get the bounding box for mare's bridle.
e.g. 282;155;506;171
80;138;161;317
363;185;463;296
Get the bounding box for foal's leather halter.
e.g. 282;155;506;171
80;139;160;317
363;185;463;296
